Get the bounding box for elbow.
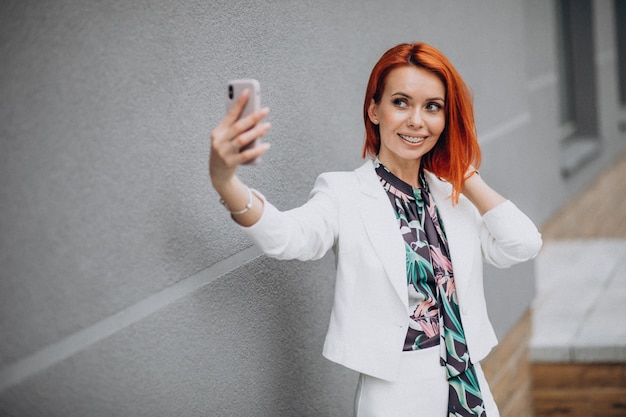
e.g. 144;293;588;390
507;231;543;263
485;231;543;268
511;230;543;261
528;231;543;259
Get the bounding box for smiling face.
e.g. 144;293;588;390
368;65;446;183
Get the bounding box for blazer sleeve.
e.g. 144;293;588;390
480;200;543;268
238;173;339;261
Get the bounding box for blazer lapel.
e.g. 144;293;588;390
424;171;475;295
355;161;408;306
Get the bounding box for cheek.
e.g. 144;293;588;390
380;113;399;128
433;116;446;135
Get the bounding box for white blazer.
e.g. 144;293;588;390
242;160;542;381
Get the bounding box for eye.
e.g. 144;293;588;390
392;98;408;108
425;102;443;112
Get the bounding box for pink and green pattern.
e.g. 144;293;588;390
376;160;487;416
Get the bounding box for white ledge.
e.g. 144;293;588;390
530;239;626;363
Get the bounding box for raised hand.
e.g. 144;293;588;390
209;88;271;188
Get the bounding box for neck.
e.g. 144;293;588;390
377;155;422;188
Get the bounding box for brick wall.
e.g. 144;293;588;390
484;309;626;417
532;363;626;417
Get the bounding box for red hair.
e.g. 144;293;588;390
362;42;481;204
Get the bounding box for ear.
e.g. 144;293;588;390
367;99;379;124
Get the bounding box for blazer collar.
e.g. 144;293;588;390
354;161;475;300
355;160;408;307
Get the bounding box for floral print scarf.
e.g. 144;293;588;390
375;159;487;417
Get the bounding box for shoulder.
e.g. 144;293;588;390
315;160;374;190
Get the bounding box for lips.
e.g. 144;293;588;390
399;134;427;144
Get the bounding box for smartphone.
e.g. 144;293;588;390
226;79;262;164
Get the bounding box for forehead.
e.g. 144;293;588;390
384;66;445;97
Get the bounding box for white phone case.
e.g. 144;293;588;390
226;79;261;163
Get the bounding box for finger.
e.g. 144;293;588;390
230;122;272;151
237;141;271;164
223;88;250;125
210;104;265;149
229;107;269;137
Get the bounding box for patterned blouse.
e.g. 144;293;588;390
375;159;450;351
374;159;488;416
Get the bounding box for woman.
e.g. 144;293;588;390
209;43;542;417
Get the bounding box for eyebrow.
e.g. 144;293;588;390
391;92;445;102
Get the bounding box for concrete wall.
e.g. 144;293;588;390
1;0;623;415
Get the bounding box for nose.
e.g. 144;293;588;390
407;109;423;128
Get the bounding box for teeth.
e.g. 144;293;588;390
400;134;426;144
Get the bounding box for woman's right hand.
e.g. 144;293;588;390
209;89;271;191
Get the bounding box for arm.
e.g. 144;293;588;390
240;174;339;261
461;170;542;266
460;169;507;216
460;168;542;266
479;200;543;267
209;89;272;227
209;92;338;261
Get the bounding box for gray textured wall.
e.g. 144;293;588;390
1;0;624;415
